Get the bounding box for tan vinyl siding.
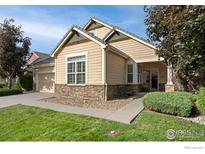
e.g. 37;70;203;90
89;26;111;39
142;61;167;83
106;50;126;85
36;66;54;73
110;38;157;62
55;40;102;85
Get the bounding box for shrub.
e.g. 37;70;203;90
19;74;33;91
143;92;193;117
0;83;6;88
196;87;205;114
0;89;23;96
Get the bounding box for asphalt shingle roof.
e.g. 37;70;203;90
28;51;54;66
33;57;54;65
86;17;155;46
51;25;106;56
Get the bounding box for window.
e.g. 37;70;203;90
138;64;142;83
67;54;86;84
127;64;133;83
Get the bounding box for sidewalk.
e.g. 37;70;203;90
0;92;144;124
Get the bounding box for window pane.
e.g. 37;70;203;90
77;73;85;84
127;74;133;83
77;62;85;72
127;64;133;73
68;74;75;84
67;55;86;62
68;63;75;73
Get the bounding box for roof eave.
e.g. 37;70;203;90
73;27;106;48
115;28;156;49
84;17;113;30
51;26;106;57
107;45;129;59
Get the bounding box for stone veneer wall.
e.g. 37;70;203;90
55;84;141;102
107;84;140;100
55;84;105;102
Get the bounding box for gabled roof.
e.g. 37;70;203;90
33;57;54;66
27;51;51;66
51;25;106;57
84;17;113;30
34;51;50;59
84;17;156;49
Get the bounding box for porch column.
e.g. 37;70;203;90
165;63;175;92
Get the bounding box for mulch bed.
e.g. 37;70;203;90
41;96;136;111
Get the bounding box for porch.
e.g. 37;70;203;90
138;61;167;92
127;60;174;92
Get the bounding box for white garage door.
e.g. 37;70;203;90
38;73;55;93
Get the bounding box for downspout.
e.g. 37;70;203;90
101;46;107;102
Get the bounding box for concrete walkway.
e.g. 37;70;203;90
106;98;144;123
0;92;144;124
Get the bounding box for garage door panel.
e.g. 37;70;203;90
38;73;55;93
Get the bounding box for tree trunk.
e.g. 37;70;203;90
7;77;12;89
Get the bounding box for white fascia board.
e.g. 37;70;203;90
84;20;93;30
51;31;73;57
91;18;113;29
108;45;128;59
104;30;115;41
32;63;54;68
115;28;156;50
73;27;106;48
134;56;164;63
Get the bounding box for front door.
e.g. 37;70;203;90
150;70;159;90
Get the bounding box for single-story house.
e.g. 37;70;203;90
32;17;174;101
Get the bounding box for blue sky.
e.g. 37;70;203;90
0;5;147;54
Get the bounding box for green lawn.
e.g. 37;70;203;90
0;105;205;141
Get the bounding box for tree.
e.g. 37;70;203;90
144;6;205;90
0;19;31;89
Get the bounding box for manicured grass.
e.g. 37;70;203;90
0;105;205;141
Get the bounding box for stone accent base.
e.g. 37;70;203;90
55;84;105;102
165;84;175;92
55;84;141;102
107;84;140;100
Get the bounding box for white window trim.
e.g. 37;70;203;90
127;64;134;84
65;52;88;85
126;59;138;84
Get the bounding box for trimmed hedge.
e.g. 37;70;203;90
196;87;205;114
143;92;193;117
19;74;33;91
0;89;23;97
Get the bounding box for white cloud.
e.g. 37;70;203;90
19;20;67;40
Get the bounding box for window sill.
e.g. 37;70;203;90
66;84;87;86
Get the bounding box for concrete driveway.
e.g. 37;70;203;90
0;92;54;108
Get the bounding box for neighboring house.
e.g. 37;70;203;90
27;51;54;92
32;17;174;101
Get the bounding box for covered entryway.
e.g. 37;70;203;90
138;61;167;91
38;73;55;93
